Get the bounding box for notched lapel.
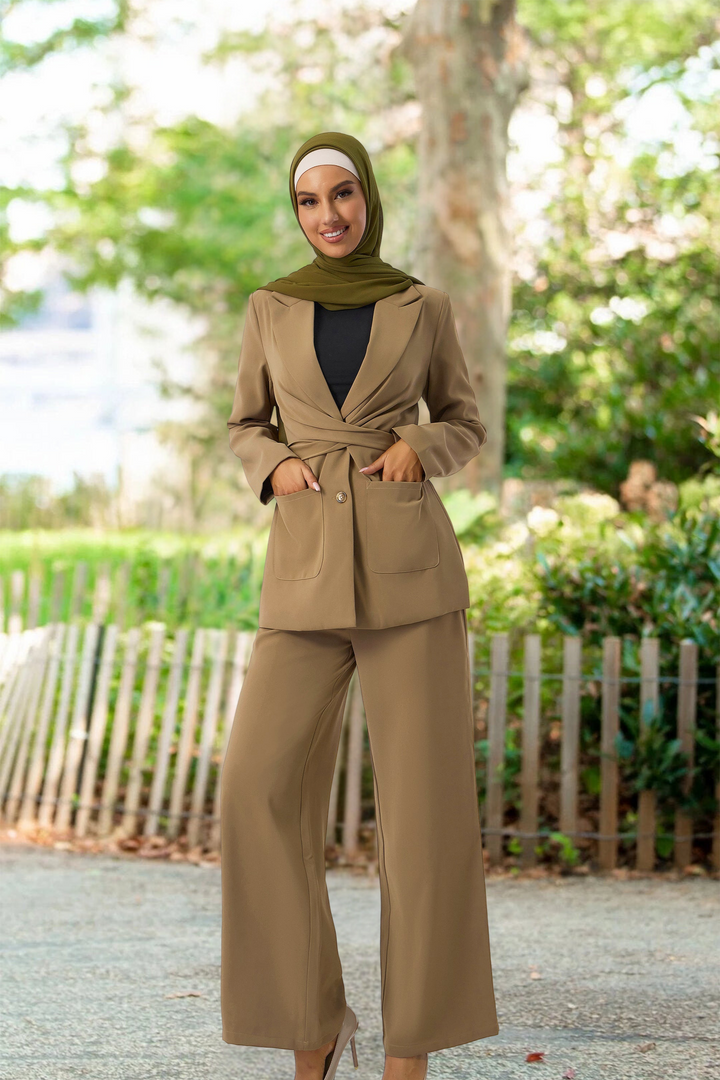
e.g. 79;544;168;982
268;285;425;422
269;292;342;421
341;286;423;420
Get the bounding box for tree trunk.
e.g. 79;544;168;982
399;0;528;496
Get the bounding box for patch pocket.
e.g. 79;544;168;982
366;480;440;574
272;487;324;580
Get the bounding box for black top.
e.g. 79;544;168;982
261;302;376;502
313;301;376;410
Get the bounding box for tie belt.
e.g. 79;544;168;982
287;429;396;463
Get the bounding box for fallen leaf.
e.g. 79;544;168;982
526;1051;545;1062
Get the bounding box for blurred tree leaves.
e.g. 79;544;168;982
1;0;719;509
508;0;720;492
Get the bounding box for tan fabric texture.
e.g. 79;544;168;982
227;282;487;630
220;609;500;1056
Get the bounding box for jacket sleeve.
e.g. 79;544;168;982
391;292;487;480
227;292;299;504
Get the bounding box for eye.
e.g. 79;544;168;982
299;198;316;207
336;188;353;198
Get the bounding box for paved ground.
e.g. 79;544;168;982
0;843;718;1080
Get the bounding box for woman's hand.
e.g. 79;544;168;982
359;439;425;482
270;457;321;495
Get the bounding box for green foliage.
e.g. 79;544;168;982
508;0;720;493
535;496;720;654
0;473;114;530
0;528;266;630
441;488;502;544
0;0;129;75
2;0;719;498
547;831;581;869
613;701;690;804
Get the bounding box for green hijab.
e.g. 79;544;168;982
256;131;423;310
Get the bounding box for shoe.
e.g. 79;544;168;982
321;1005;360;1078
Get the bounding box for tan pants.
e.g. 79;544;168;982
220;609;499;1057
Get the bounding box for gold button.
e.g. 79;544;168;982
335;491;347;503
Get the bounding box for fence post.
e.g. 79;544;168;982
5;629;51;822
598;636;621;871
187;629;228;850
92;563;111;625
55;622;100;832
0;632;32;764
467;626;476;719
167;628;206;841
121;624;166;837
69;562;88;621
637;637;659;872
50;571;66;623
75;625;119;838
98;627;140;836
9;570;24;633
27;570;42;630
520;634;541;868
560;635;582;853
38;624;80;829
675;639;697;869
145;628;189;839
0;634;38;809
20;623;66;826
113;562;131;629
486;633;508;866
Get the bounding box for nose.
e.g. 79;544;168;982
320;200;339;223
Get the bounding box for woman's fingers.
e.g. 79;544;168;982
301;465;321;491
359;452;387;475
359;444;423;481
271;457;320;495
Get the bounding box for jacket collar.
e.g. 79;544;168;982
268;284;424;422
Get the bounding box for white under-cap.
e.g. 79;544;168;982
294;148;360;191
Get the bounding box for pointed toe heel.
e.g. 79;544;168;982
321;1005;360;1079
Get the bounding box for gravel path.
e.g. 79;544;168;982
1;843;718;1080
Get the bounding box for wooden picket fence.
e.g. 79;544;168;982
0;622;718;871
2;564;137;631
0;558;236;633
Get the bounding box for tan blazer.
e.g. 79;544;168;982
227;282;487;630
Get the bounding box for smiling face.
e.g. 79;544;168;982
295;164;367;258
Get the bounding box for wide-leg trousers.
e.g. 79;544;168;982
220;608;499;1057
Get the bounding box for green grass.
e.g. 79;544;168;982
0;528;270;631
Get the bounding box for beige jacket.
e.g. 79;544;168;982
228;282;487;630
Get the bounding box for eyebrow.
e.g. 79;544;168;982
296;179;357;197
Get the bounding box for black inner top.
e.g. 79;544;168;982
312;300;376;410
261;302;376;501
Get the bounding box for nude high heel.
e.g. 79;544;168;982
321;1005;359;1078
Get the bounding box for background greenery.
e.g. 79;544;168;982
1;1;719;865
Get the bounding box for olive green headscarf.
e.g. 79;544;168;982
256;131;423;310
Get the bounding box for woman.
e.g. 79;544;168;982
220;132;499;1080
